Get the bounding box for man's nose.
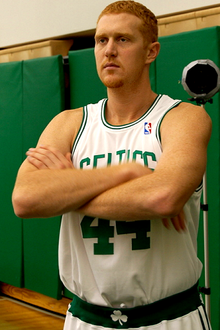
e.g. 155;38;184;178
105;39;117;57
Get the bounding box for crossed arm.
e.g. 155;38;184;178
22;144;185;231
12;102;212;232
12;109;151;219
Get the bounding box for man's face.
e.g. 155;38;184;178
94;13;150;89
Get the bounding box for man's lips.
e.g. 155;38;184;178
103;63;120;69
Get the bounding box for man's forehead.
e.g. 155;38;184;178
96;13;142;34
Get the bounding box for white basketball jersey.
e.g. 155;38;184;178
59;95;203;308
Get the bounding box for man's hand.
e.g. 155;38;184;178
162;209;186;232
26;145;74;169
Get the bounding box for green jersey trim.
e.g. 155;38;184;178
101;94;163;130
155;100;182;149
72;106;88;156
195;180;203;193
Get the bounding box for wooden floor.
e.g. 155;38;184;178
0;296;65;330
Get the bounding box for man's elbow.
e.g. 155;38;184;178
12;189;34;218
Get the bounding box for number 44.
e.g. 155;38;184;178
81;216;151;255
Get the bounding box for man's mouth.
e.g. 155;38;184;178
103;63;120;69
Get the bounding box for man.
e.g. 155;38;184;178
12;1;212;329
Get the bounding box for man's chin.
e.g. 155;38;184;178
103;80;124;88
101;76;124;89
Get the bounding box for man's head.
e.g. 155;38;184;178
94;1;160;89
97;0;158;45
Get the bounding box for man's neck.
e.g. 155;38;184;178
105;88;158;126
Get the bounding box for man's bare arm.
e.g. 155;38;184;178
13;158;147;218
15;103;211;227
23;144;186;231
12;109;148;218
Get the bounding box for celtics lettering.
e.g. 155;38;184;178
80;149;157;168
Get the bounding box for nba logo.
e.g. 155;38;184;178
144;122;152;135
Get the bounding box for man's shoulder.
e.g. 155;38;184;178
171;101;211;118
163;100;212;137
38;107;84;149
51;107;84;128
59;107;84;119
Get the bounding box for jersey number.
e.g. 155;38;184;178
81;216;151;255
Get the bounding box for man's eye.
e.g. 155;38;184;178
118;37;129;43
99;38;106;44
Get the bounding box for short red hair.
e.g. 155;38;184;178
97;0;158;43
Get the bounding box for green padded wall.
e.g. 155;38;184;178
156;27;220;330
0;61;23;287
22;56;65;299
0;55;65;299
69;48;107;109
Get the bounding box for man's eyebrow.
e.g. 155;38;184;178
95;33;106;39
95;32;134;39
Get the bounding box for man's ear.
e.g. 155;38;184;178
145;42;160;64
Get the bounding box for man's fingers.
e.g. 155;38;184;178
175;209;186;231
162;218;170;229
162;210;186;233
26;147;56;168
27;155;48;169
65;152;74;167
170;217;182;232
26;145;73;169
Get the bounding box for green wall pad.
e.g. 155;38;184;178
156;26;220;330
69;48;107;109
22;56;65;299
0;61;23;287
0;55;65;298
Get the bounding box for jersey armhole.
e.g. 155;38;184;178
71;106;88;157
155;100;182;149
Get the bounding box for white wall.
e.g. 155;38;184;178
0;0;219;48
